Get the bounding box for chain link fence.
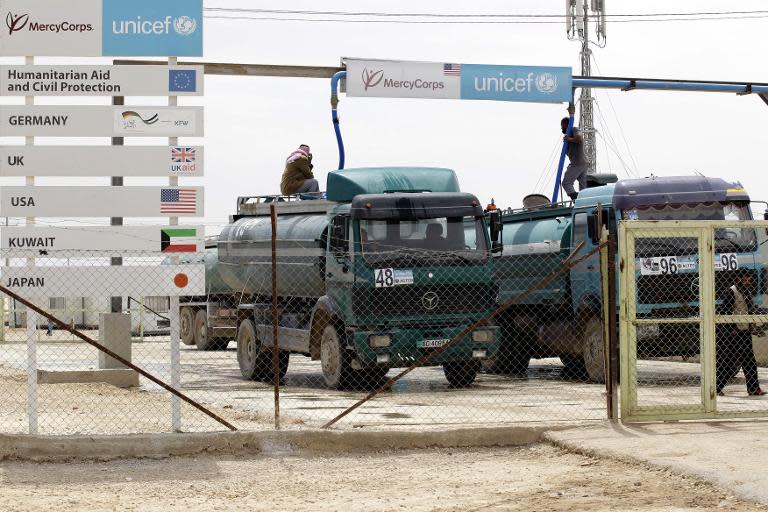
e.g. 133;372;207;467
5;216;768;435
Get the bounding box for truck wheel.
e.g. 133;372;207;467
487;321;530;375
582;316;606;383
193;309;214;350
180;307;195;345
320;324;352;389
560;354;587;378
358;367;388;390
443;360;480;387
236;319;289;381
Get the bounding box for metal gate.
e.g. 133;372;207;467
619;220;768;422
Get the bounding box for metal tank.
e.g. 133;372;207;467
176;246;231;295
217;213;329;298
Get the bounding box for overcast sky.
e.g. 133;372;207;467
2;0;768;233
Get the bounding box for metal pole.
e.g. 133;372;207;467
24;54;38;435
110;96;124;314
579;0;597;175
270;204;280;430
607;234;619;419
168;56;182;432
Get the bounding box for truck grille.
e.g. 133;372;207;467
637;269;757;304
353;283;497;317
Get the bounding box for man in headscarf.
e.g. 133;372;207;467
280;144;320;196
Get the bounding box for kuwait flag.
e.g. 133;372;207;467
161;228;198;253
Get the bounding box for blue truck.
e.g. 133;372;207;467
488;174;763;382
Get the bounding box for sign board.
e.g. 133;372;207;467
0;146;204;177
0;226;205;254
0;0;203;57
0;186;204;217
0;65;203;96
0;106;204;137
1;265;205;297
345;59;573;104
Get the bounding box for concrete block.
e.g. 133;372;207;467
37;369;139;388
98;313;132;370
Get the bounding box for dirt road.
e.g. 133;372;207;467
0;445;762;511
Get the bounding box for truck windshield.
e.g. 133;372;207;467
624;202;757;254
360;217;488;267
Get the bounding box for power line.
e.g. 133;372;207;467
204;14;768;25
204;7;768;19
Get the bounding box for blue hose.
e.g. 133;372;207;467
551;109;575;204
331;71;347;170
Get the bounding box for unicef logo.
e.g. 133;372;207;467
173;16;197;36
535;73;558;94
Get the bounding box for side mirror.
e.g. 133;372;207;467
331;219;348;261
489;210;503;244
587;214;599;244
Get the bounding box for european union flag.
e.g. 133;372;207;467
169;70;197;93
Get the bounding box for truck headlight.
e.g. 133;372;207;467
368;334;391;348
472;329;495;343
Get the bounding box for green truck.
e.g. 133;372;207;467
489;174;763;382
190;167;499;388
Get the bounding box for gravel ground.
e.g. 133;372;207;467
0;445;763;512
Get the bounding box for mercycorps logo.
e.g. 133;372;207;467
5;11;93;35
361;67;445;92
361;68;384;91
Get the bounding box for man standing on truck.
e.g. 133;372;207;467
560;117;587;202
280;144;320;196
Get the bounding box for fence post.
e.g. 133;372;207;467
270;204;280;430
606;234;619;419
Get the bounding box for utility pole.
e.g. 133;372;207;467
567;0;606;175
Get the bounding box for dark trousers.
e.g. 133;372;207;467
716;328;760;393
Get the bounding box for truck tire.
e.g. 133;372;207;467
320;324;353;389
443;360;480;387
487;320;530;375
582;316;606;383
194;309;213;351
236;318;290;381
180;307;195;345
359;367;388;390
560;354;587;379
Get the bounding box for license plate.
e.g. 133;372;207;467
636;323;660;339
418;338;449;349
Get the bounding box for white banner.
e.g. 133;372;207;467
0;0;203;58
0;146;203;177
346;59;460;99
0;226;205;254
0;0;101;57
1;265;205;297
0;106;204;137
0;186;204;217
0;65;204;96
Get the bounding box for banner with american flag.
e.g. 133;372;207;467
160;188;198;214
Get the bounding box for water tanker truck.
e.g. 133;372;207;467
488;174;764;382
182;167;500;388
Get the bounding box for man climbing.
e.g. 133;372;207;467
280;144;320;196
560;117;587;202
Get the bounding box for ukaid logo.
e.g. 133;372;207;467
170;146;198;174
102;0;203;57
460;65;572;104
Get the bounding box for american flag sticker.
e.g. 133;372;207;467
443;63;461;76
160;188;198;215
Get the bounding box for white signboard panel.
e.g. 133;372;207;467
0;146;203;177
0;186;204;217
0;65;204;96
2;265;205;297
0;106;204;137
346;59;460;100
1;226;204;254
0;0;203;57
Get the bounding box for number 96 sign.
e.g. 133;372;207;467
640;253;739;276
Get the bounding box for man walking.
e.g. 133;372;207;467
560;117;587;202
716;273;765;396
